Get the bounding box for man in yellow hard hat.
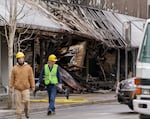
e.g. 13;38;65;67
36;54;62;115
9;52;35;119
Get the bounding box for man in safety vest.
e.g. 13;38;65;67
9;52;35;119
37;54;62;115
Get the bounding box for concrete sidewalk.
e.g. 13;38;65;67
0;91;116;116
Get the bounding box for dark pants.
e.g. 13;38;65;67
46;85;57;112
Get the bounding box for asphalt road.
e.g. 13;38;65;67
4;102;139;119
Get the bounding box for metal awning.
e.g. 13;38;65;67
103;11;145;48
0;0;71;33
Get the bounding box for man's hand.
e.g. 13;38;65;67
32;87;35;92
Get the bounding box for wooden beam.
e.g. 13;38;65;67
125;48;128;79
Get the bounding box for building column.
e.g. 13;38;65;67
125;48;128;79
132;48;136;77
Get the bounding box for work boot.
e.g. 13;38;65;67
17;113;22;119
24;108;29;118
47;109;55;115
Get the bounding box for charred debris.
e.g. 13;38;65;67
19;33;119;93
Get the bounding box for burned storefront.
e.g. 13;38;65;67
0;0;145;94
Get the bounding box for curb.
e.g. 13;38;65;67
30;98;89;103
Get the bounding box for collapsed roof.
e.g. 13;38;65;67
0;0;145;48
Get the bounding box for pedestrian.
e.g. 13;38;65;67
36;54;62;115
9;52;35;119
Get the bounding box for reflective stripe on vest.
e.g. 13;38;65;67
44;64;58;85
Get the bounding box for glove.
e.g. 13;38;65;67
35;82;40;89
57;84;62;89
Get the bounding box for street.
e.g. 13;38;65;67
4;102;139;119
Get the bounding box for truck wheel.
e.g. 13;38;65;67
140;114;150;119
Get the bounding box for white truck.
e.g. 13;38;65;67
133;19;150;119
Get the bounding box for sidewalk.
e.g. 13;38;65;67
0;91;116;116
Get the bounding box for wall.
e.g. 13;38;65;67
102;0;147;18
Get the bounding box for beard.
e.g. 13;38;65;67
18;61;24;66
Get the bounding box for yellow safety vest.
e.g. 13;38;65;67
44;64;58;85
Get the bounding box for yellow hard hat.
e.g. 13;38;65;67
48;54;57;61
16;52;25;59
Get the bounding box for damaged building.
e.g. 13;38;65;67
0;0;145;94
